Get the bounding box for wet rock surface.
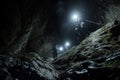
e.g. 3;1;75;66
53;21;120;80
57;51;120;80
0;21;120;80
0;53;58;80
1;0;120;79
0;20;120;80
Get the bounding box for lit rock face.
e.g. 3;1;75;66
0;52;58;80
53;20;120;80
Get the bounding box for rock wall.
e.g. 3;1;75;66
53;20;120;80
0;0;55;58
0;0;58;80
1;0;120;80
0;52;58;80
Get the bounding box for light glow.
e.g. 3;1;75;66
59;46;64;51
71;11;81;22
73;14;79;21
65;42;70;47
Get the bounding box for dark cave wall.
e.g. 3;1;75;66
0;1;59;80
0;0;55;58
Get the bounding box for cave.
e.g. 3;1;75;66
0;0;120;80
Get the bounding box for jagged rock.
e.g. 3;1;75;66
0;0;59;79
53;21;120;80
0;68;11;80
0;53;58;80
1;0;120;79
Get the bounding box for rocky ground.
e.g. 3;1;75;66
0;20;120;80
0;52;58;80
1;0;120;80
53;20;120;80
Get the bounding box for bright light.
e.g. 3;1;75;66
65;42;70;47
59;46;64;51
71;11;81;22
73;14;78;21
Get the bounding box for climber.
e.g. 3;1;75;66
53;46;57;59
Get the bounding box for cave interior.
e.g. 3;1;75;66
0;0;120;80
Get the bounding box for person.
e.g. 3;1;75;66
73;21;86;45
73;21;84;30
53;46;57;59
80;21;85;28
